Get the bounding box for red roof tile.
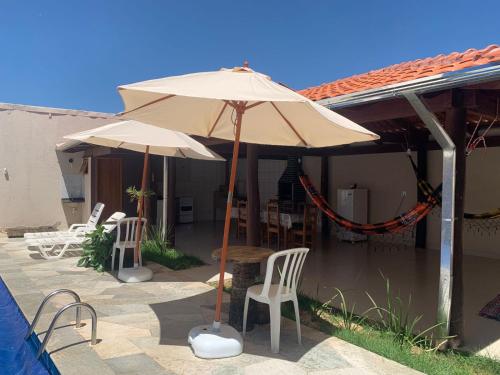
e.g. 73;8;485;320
299;45;500;101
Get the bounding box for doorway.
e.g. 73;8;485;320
96;157;123;220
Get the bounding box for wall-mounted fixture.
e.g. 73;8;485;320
3;168;9;181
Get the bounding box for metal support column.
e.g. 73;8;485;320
403;91;456;341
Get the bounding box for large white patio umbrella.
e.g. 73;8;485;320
118;63;379;358
64;120;224;282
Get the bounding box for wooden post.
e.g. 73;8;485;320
134;146;150;267
320;156;330;236
246;143;261;246
415;133;429;248
162;156;168;237
167;157;176;247
444;89;466;348
215;103;244;323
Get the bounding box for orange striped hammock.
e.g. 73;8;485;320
299;174;441;235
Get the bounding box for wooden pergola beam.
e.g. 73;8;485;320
333;89;491;124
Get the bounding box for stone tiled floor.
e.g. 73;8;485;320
175;221;500;359
0;238;421;375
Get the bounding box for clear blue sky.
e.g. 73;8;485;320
1;0;498;113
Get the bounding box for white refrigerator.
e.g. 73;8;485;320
336;188;368;242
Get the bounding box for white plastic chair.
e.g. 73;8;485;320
111;217;147;271
243;247;309;353
24;203;105;239
26;211;125;260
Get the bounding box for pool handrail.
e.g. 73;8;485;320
26;289;82;340
36;302;97;359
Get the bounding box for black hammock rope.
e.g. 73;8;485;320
406;154;500;220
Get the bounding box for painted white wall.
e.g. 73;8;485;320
329;152;418;223
175;158;226;221
234;158;288;206
0;104;114;231
326;149;500;258
427;147;500;258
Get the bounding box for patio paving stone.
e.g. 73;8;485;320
0;237;422;374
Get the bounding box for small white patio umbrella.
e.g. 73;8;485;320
118;63;379;358
64;120;224;282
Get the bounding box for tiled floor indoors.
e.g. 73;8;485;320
175;221;500;360
0;236;421;375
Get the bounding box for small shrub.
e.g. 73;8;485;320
77;225;115;272
142;225;203;270
144;225;172;254
329;288;364;331
366;271;451;350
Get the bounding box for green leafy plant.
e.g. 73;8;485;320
77;225;115;272
144;224;172;254
141;225;204;270
365;271;451;350
278;280;498;375
126;186;155;203
328;287;367;331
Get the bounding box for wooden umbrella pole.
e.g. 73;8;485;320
214;104;244;323
134;145;150;267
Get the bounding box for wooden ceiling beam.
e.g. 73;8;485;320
335;88;498;124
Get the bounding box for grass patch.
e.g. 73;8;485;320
142;245;204;270
141;225;204;270
208;270;499;374
282;293;500;375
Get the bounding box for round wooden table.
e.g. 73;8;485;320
212;245;274;331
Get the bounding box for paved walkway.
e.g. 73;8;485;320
0;238;421;375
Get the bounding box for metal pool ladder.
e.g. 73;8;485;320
25;289;98;359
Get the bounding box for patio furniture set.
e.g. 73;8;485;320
24;203;310;355
22;63;377;359
234;199;319;249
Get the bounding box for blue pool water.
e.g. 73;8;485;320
0;277;60;375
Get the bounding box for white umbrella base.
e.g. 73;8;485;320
188;321;243;359
117;266;153;283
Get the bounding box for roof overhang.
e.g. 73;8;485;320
56;140;90;153
316;63;500;110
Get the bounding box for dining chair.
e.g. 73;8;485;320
267;200;281;249
242;247;310;353
291;204;318;249
111;217;147;271
237;200;247;239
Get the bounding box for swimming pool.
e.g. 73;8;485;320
0;277;60;375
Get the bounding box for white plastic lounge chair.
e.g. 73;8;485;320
243;247;309;353
26;212;125;260
111;217;147;271
24;203;105;239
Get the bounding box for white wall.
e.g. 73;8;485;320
235;158;288;206
329;152;418;223
0;104;114;231
427;147;500;258
326;149;500;259
175;158;226;221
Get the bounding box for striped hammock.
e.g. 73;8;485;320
299;175;440;235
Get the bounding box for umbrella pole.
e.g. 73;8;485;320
134;145;150;268
214;106;243;323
